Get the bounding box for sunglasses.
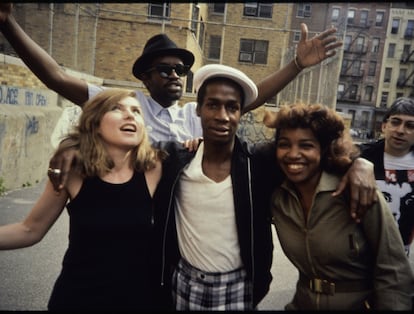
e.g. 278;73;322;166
387;117;414;134
146;64;190;78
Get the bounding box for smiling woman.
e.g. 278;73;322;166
267;102;414;310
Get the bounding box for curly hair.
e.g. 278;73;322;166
265;102;360;175
56;88;166;177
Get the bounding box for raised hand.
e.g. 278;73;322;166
296;23;343;69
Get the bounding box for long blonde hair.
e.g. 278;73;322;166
57;88;166;177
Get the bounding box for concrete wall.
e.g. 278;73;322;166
0;54;101;192
0;86;61;191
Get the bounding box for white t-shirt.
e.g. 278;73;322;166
174;142;242;272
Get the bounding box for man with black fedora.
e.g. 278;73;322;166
132;33;195;79
0;3;342;185
126;33;203;144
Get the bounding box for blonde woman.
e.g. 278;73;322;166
0;89;166;310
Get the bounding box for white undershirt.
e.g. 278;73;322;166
174;142;242;272
384;151;413;170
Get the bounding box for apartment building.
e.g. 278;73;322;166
1;3;296;106
378;3;414;132
286;2;414;140
286;2;391;140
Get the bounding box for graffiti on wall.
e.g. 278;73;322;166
25;115;39;135
237;111;275;144
0;86;49;106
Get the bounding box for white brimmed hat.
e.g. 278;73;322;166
193;64;258;107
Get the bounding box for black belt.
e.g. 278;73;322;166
299;273;373;295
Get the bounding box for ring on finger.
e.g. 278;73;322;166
48;168;61;175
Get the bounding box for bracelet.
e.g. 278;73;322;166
294;56;304;71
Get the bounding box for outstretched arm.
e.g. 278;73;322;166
0;3;88;106
243;23;343;114
0;180;68;249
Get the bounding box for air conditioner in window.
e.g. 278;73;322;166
240;53;252;62
245;7;257;16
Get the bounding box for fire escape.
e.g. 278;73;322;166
337;25;369;103
398;32;414;97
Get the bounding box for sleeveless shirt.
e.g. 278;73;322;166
48;171;157;310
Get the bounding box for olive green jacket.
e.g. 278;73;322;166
271;171;414;310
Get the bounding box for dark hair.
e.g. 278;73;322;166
196;77;245;109
267;102;359;175
383;97;414;122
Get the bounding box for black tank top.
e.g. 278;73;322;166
48;171;157;310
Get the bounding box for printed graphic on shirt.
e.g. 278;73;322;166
376;169;414;245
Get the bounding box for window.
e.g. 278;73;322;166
384;67;392;83
148;2;170;19
239;39;268;64
398;68;407;87
349;85;358;100
337;83;345;97
356;36;365;52
391;19;400;34
375;11;384;27
381;92;388;108
198;20;205;49
341;59;348;75
360;10;368;26
191;4;199;34
364;86;373;101
344;35;352;51
293;31;301;42
405;20;414;39
403;44;411;56
348;110;356;124
387;43;396;58
371;38;380;53
186;71;193;93
243;3;272;18
397;92;404;99
297;3;312;17
347;9;355;25
352;60;361;76
368;61;376;76
212;3;225;14
402;44;411;61
361;111;369;128
208;35;221;60
331;8;339;22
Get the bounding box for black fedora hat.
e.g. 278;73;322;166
132;34;195;80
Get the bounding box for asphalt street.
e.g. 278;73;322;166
0;178;412;310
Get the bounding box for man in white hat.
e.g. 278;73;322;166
153;64;377;310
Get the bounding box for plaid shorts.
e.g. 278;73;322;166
172;258;253;310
